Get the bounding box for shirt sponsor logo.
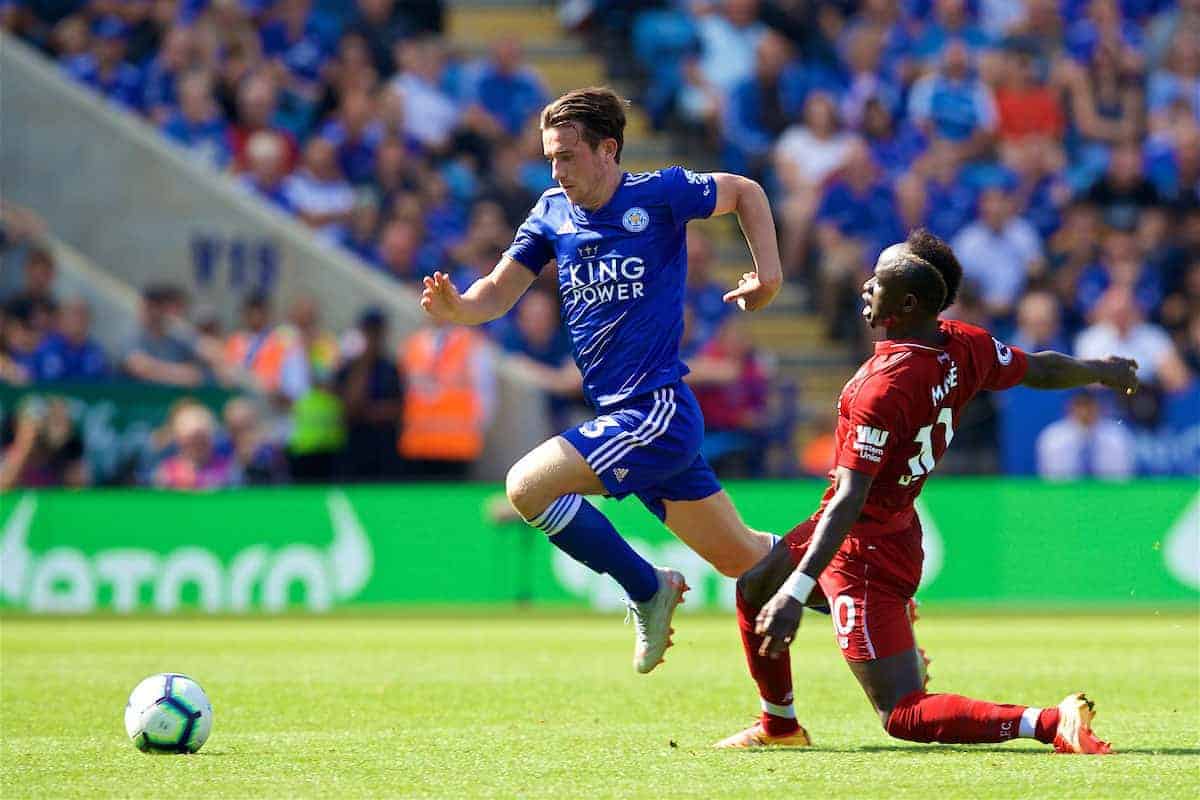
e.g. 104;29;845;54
563;253;646;307
622;207;650;233
853;425;889;462
993;337;1013;366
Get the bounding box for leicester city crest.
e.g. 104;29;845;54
622;207;650;233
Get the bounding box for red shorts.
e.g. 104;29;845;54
785;518;924;662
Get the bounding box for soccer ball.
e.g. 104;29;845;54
124;673;213;754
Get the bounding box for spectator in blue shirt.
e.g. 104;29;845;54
1147;31;1200;132
61;16;144;111
839;24;901;133
347;0;412;77
814;141;903;333
336;191;383;266
161;70;232;168
684;228;733;348
260;0;334;102
910;0;994;63
908;38;998;157
375;218;427;283
1011;289;1073;354
282;137;355;238
141;25;196;124
318;90;385;185
841;0;917;87
1075;225;1165;317
815;141;903;268
469;37;548;138
32;298;109;382
860;95;927;182
722;31;799;179
1146;122;1200;203
1065;0;1145;64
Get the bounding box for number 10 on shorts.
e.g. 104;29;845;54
833;595;855;650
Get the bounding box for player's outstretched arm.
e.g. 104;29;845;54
710;173;783;311
755;467;874;658
419;257;537;325
1021;352;1139;396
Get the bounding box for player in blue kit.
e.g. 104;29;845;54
420;87;784;672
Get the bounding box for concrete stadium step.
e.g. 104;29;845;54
448;3;561;49
742;314;842;354
527;54;609;95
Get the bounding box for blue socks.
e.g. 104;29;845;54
529;494;658;603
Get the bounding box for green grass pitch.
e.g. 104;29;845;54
2;611;1197;799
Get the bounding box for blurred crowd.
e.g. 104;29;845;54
577;0;1198;476
5;0;560;291
4;0;1198;484
1;210;785;487
602;1;1197;362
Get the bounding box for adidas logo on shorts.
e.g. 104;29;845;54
613;467;629;482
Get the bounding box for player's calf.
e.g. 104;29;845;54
881;690;1111;753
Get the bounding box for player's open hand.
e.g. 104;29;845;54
755;592;803;659
420;271;462;322
1098;356;1139;396
723;271;780;312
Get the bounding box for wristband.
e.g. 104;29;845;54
780;570;816;604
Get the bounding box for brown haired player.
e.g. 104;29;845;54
421;88;785;672
715;230;1136;753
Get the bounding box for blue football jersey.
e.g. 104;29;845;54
504;166;717;408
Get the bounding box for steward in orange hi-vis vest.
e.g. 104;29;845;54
224;325;300;395
399;326;488;462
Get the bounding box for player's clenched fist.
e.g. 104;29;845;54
755;592;803;659
1097;356;1139;396
420;271;462;322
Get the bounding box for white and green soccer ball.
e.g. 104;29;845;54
124;673;213;754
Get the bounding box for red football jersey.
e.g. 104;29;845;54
816;319;1028;536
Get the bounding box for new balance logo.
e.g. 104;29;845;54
613;467;629;482
853;425;889;463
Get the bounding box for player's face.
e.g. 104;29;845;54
543;125;613;207
862;246;908;328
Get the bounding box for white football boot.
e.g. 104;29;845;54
627;567;688;674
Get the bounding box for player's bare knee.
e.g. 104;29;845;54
505;461;543;521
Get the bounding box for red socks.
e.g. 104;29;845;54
737;588;1064;746
736;589;799;737
885;691;1060;744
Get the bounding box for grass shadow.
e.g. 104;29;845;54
717;745;1200;756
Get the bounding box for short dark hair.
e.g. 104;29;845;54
905;228;962;311
540;87;628;163
883;252;948;316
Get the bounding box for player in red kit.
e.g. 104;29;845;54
715;229;1138;753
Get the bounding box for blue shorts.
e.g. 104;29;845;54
560;381;722;521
